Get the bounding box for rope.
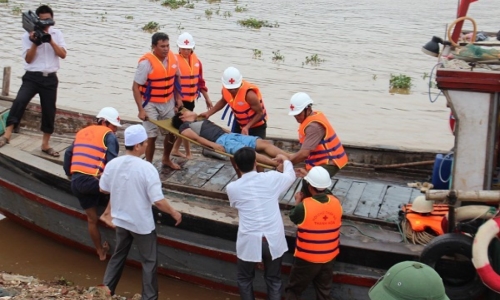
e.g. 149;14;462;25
428;62;443;103
402;218;437;245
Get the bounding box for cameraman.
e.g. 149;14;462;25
0;5;66;156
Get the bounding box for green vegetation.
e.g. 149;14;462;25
142;21;161;33
303;54;325;66
223;11;232;18
11;6;22;14
206;0;220;3
389;74;412;90
205;9;213;19
185;3;194;8
272;50;285;62
372;74;377;80
125;15;134;20
237;18;278;29
252;49;262;59
235;5;247;12
177;22;184;32
161;0;187;9
0;0;9;3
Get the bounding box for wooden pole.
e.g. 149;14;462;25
2;67;11;97
426;190;500;203
374;160;435;170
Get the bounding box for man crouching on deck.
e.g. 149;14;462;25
172;110;289;168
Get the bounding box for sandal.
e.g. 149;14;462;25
41;147;60;157
0;136;9;148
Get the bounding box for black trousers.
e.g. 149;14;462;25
6;71;58;134
237;240;283;300
285;257;335;300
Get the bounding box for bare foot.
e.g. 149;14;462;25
97;241;109;261
185;154;193;160
163;160;181;170
100;213;115;229
171;151;187;158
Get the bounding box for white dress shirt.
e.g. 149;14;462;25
226;160;296;262
22;27;66;73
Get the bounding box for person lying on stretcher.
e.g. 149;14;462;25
172;110;289;168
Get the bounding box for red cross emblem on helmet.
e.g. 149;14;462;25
184;39;190;45
117;116;121;122
290;104;295;111
229;78;235;84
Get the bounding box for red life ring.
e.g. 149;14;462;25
472;217;500;293
449;112;456;134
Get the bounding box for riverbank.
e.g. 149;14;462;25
0;272;137;299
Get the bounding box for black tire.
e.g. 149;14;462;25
420;233;486;300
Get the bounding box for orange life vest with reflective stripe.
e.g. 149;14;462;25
295;195;342;263
176;53;200;102
70;125;112;176
298;111;348;170
221;80;267;129
138;51;177;104
402;204;449;236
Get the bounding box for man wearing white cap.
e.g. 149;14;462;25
99;124;182;300
63;107;122;261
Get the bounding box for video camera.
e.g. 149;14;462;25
22;10;55;45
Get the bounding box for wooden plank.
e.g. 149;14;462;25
342;181;366;215
15;136;38;150
353;183;387;219
166;159;223;188
2;67;10;96
8;135;31;147
189;163;225;188
331;179;353;205
280;177;302;204
202;163;237;192
221;173;238;193
377;186;414;221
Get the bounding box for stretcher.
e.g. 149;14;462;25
149;118;275;169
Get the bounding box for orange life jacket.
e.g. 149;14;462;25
295;195;342;263
402;204;449;236
298;111;348;170
176;52;201;103
221;80;267;129
138;51;177;104
70;125;112;176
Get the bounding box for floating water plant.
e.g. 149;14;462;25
389;74;412;90
206;0;220;3
161;0;187;9
11;6;22;14
125;15;134;20
205;9;213;19
223;11;232;18
185;3;194;8
252;49;262;59
0;0;9;3
303;54;325;66
142;21;161;33
237;18;277;29
272;50;285;62
235;5;247;12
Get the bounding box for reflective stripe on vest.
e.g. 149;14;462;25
295;195;342;263
70;125;112;176
221;80;267;129
138;51;177;105
176;53;200;102
298;111;348;170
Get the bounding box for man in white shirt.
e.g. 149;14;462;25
0;5;66;157
99;124;182;300
226;147;296;300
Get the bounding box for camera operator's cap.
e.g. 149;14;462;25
124;125;148;146
369;261;449;300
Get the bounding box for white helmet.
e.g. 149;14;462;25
289;92;314;116
221;67;243;89
411;196;434;213
177;32;195;49
304;166;332;189
96;107;122;127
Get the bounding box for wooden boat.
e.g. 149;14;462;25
0;96;438;299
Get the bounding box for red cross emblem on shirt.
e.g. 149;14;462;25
323;215;328;221
184;39;190;45
290;104;295;111
228;78;235;84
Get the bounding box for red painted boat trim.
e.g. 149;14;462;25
0;177;377;289
436;69;500;93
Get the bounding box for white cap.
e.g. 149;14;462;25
125;125;148;146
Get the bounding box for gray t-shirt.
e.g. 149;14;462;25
179;120;226;142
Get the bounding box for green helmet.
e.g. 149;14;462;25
369;261;449;300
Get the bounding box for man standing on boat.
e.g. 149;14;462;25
287;92;348;196
200;67;268;138
0;5;66;156
285;166;342;300
63;107;121;261
99;124;182;300
132;32;183;169
226;147;295;300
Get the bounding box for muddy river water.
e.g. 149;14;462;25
0;0;498;151
0;0;498;298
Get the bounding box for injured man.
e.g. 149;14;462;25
172;110;289;167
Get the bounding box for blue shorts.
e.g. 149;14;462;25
215;133;259;155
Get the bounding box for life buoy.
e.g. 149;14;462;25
472;217;500;293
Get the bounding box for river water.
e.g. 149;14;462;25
0;0;498;151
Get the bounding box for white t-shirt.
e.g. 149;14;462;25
226;160;296;262
99;155;164;234
22;27;66;73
